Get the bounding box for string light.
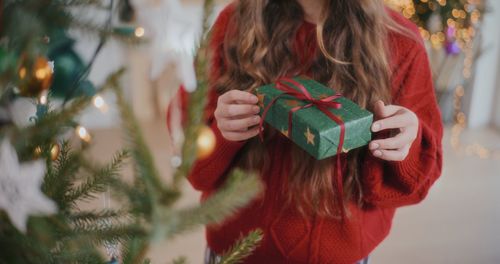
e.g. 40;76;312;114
39;92;48;105
50;143;60;161
93;95;108;113
386;0;482;51
134;27;145;38
33;143;60;160
196;126;216;159
450;40;500;160
387;0;499;160
76;125;92;143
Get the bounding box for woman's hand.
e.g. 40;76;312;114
369;100;419;161
214;90;262;141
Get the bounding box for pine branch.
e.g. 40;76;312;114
52;249;104;264
156;169;262;240
121;237;150;264
172;0;214;188
219;230;263;264
66;149;129;204
69;209;130;228
12;96;90;161
110;68;181;212
42;141;83;211
56;223;146;255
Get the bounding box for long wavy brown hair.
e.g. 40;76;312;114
215;0;408;217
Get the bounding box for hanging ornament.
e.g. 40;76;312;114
17;56;54;97
196;125;216;159
48;29;96;99
133;0;202;91
0;139;57;233
33;142;60;161
34;146;43;157
50;143;60;161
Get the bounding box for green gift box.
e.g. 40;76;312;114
255;77;373;160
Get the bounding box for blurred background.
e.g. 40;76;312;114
1;0;499;263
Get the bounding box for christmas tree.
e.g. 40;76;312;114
386;0;486;123
0;0;262;263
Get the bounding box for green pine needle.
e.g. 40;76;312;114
219;229;264;264
172;0;214;188
110;69;167;198
156;169;263;240
69;209;129;228
66;149;129;204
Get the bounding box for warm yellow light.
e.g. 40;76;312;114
196;126;216;159
93;95;108;112
50;143;60;161
39;94;48;105
134;27;145;38
76;125;92;143
34;146;42;157
19;67;27;79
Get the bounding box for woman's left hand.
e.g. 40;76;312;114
369;100;419;161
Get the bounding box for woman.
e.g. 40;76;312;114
187;0;443;263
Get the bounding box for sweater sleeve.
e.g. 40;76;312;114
187;4;246;192
361;44;443;208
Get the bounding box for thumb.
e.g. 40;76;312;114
373;100;386;119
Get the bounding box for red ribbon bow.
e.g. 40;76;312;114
258;77;347;219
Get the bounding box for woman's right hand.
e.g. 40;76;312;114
214;90;262;141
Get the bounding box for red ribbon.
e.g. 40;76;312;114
258;77;347;219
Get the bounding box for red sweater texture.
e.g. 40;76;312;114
186;4;443;264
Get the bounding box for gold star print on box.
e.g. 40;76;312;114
304;127;315;145
257;93;266;108
284;99;301;108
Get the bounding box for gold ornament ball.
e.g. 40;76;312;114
50;143;60;161
18;56;53;97
196;126;216;159
34;146;43;158
33;143;60;160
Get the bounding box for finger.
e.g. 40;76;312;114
222;126;261;141
372;111;413;132
373;100;403;119
217;104;260;118
369;132;412;150
218;115;261;132
372;144;410;161
220;90;258;104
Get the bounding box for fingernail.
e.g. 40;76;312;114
250;95;258;102
373;150;382;157
370;143;379;150
372;123;380;132
254;116;260;122
253;106;261;112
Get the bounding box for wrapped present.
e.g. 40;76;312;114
255;77;373;160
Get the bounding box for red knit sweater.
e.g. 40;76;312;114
186;4;443;264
